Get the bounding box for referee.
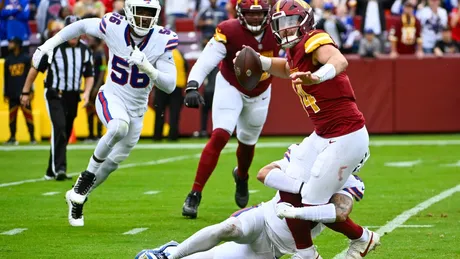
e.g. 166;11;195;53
21;16;94;181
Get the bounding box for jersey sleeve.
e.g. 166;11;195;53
339;175;365;202
213;25;228;44
164;32;179;52
304;30;336;54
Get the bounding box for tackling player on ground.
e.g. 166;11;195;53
181;0;281;219
136;144;367;259
31;0;178;227
235;0;380;257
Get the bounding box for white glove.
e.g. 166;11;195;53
275;202;298;219
32;45;54;69
127;46;159;80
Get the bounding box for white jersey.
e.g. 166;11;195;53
97;13;178;116
54;14;178;117
261;144;366;255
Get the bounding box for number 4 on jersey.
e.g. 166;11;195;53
294;84;320;114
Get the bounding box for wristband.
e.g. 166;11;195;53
259;55;272;71
312;63;336;83
21;92;30;95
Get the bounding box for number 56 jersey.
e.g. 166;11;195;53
96;13;178;117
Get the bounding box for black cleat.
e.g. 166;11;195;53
233;167;249;208
182;191;201;219
69;171;96;204
55;170;72;181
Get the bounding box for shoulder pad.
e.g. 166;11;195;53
304;30;335;54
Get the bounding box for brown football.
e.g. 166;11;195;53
234;47;263;91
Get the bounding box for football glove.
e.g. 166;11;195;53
32;45;53;69
184;81;205;108
127;46;159;80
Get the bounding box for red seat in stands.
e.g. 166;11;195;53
175;18;195;32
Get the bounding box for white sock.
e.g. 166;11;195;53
357;228;369;241
294;204;336;223
293;245;317;259
264;168;303;193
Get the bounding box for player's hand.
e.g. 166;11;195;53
127;46;149;70
389;51;398;59
3;96;8;103
290;71;320;85
20;94;30;106
275;202;297;219
184;81;205;108
32;45;53;68
82;91;90;108
233;45;259;65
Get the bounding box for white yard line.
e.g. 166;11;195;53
384;160;422;167
122;228;148;235
0;150;233;189
249;190;260;194
1;228;28;235
2;139;460;151
144;191;161;195
441;160;460;167
365;224;433;229
42;191;60;196
333;184;460;259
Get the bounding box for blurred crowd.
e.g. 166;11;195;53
1;0;459;143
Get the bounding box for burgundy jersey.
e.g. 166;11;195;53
286;30;365;138
389;14;422;54
214;19;280;97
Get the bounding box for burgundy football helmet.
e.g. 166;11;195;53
270;0;315;49
236;0;272;34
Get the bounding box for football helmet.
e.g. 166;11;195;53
270;0;315;49
124;0;161;36
236;0;272;34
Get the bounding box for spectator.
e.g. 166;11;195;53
165;0;195;30
84;33;106;142
417;0;448;53
434;26;460;56
225;0;237;18
316;3;347;49
389;1;424;57
359;28;382;57
3;37;35;145
356;0;391;49
153;49;188;141
194;66;218;138
195;0;228;43
74;0;106;18
0;0;30;57
450;7;460;43
36;0;67;39
336;4;361;53
112;0;125;14
21;16;94;181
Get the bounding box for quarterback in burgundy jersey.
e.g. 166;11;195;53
235;0;381;258
182;0;280;219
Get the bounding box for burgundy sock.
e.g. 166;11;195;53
325;217;364;240
191;128;230;192
279;191;313;249
236;141;255;180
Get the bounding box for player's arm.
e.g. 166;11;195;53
257;161;304;194
32;18;103;67
21;56;49;106
259;56;291;79
81;50;94;107
184;36;226;108
151;50;177;94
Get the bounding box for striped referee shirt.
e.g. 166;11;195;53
37;41;94;91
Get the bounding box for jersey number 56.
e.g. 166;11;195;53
111;55;150;88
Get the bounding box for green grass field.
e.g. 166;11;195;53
1;135;459;259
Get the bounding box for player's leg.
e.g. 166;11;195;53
92;116;143;190
153;88;167;141
86;106;95;139
69;91;130;204
233;86;271;208
6;97;19;144
170;205;265;259
183;73;243;218
19;98;35;143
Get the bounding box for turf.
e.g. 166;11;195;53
1;135;459;259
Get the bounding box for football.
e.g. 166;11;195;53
234;46;263;91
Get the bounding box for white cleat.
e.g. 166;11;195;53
65;190;85;227
275;202;297;219
69;171;96;204
345;229;381;259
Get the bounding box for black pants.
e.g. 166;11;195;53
7;97;35;140
153;87;183;141
45;89;80;175
86;105;102;139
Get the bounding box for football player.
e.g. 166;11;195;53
136;144;367;259
234;0;380;257
181;0;281;219
31;0;178;227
